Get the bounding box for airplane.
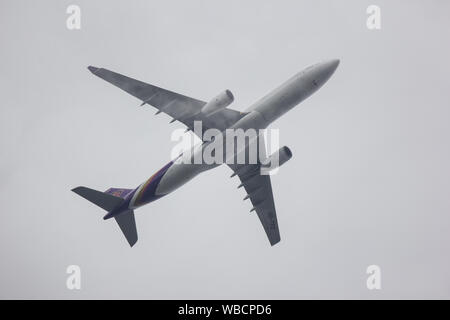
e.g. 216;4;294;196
72;59;340;247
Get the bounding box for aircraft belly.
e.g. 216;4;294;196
155;162;210;196
129;161;174;209
244;71;317;124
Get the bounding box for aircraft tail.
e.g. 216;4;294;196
112;209;138;247
72;186;138;247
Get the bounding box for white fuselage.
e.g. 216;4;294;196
132;60;339;207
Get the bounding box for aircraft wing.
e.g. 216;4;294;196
227;134;281;246
87;66;243;139
228;162;280;246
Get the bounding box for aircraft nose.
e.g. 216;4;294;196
311;59;340;89
321;59;340;77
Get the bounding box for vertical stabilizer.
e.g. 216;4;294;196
72;186;138;247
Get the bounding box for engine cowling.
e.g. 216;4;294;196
261;146;292;170
201;90;234;116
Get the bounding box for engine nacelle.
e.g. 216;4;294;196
261;146;292;171
201;90;234;116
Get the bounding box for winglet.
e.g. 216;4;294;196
87;66;101;74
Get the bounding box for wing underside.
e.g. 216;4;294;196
228;134;281;246
230;164;281;246
87;66;244;139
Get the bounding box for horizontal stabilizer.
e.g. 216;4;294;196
72;186;138;247
72;186;123;212
114;210;138;247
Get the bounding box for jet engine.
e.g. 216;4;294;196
201;90;234;116
262;146;292;170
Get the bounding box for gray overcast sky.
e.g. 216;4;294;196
1;0;450;299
